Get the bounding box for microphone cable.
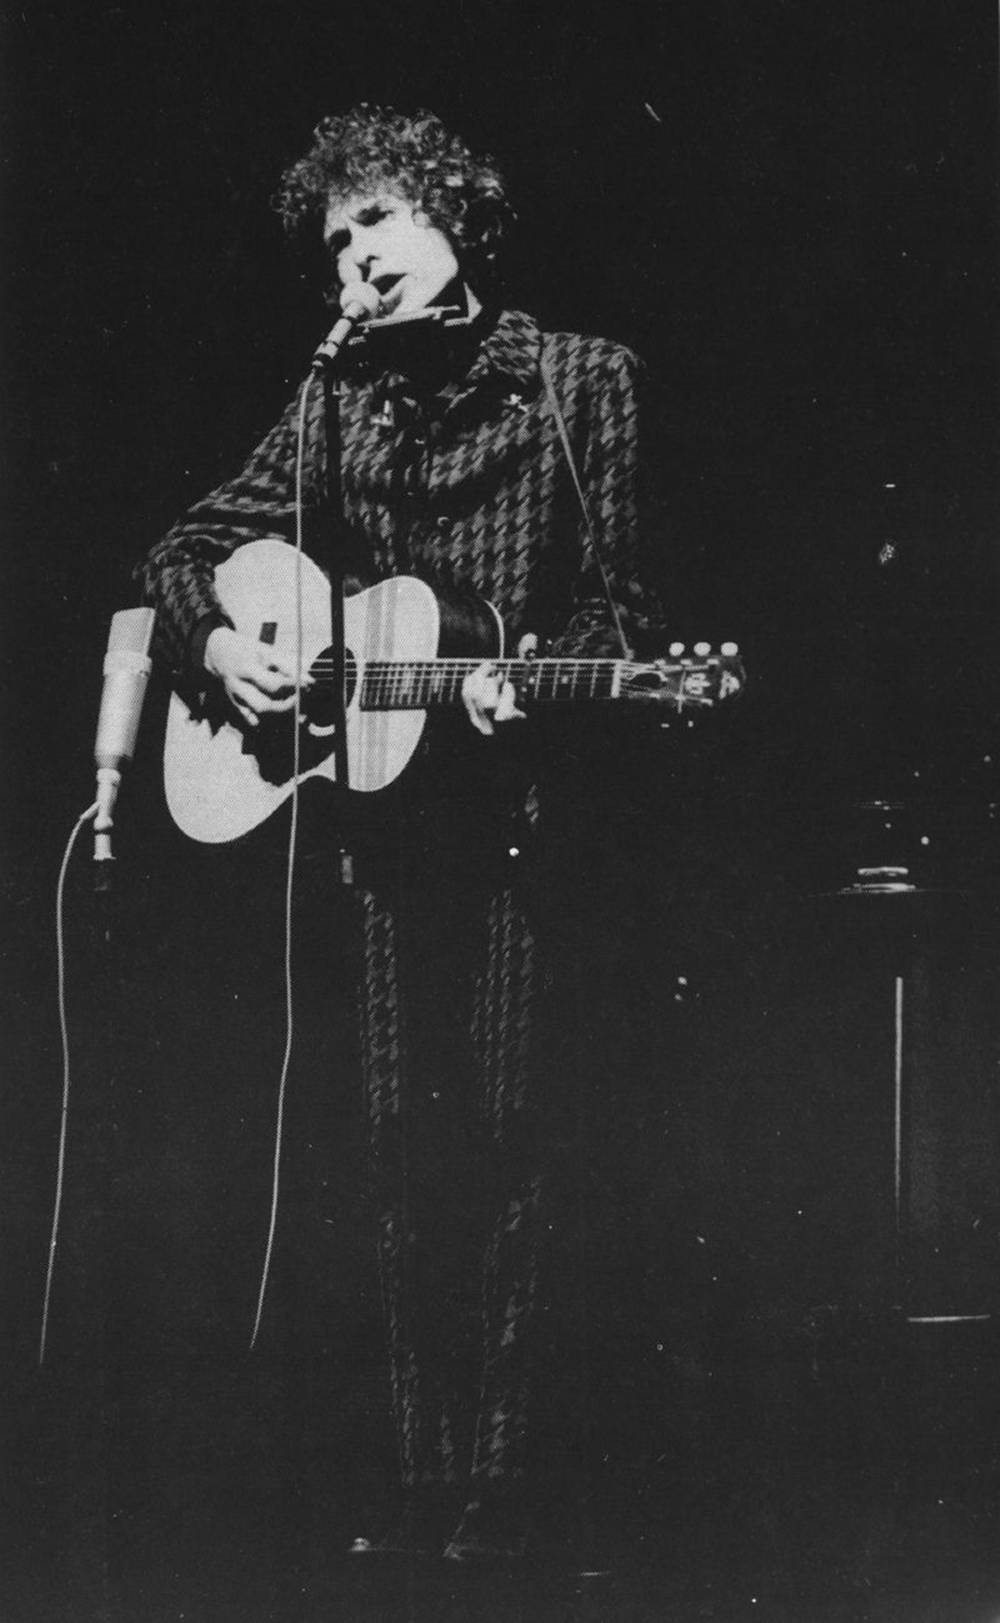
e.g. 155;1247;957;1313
39;799;99;1366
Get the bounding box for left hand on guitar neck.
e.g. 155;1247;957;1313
461;634;537;736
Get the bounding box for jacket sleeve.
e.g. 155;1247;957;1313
546;340;667;659
135;383;325;684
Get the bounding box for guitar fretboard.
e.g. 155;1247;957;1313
358;658;624;709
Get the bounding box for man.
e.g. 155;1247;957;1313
139;102;666;1561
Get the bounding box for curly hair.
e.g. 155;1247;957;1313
273;104;513;297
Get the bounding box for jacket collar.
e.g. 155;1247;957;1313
352;307;541;393
462;308;542;395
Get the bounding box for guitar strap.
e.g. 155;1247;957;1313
538;356;631;660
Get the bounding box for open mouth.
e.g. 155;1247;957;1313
373;273;405;299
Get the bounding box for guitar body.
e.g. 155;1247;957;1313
164;539;500;843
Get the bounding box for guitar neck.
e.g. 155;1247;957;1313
360;658;625;710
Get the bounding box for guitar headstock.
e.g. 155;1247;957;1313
622;643;746;711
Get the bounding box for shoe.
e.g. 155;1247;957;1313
348;1502;428;1559
442;1488;526;1564
350;1483;461;1559
349;1527;428;1558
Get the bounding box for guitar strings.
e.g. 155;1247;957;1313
302;654;705;710
249;374;312;1352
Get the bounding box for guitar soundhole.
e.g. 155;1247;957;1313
303;647;357;732
246;649;357;785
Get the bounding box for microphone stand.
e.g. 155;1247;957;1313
312;350;354;886
310;302;471;885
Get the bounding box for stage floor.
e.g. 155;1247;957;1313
5;1323;999;1622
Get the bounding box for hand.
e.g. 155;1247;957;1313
461;660;526;737
204;628;311;729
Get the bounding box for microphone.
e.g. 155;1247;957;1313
311;280;382;370
94;607;156;862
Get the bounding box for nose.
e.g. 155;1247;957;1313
343;227;376;280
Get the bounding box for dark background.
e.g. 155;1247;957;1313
2;1;999;1618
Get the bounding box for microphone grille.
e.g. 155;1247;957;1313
339;280;382;318
106;607;155;657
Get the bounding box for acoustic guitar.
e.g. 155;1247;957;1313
164;538;744;842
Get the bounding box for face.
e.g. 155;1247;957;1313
323;192;461;317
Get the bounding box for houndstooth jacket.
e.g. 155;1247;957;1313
138;307;662;687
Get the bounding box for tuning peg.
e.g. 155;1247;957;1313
721;641;739;656
668;641;685;657
694;641;711;657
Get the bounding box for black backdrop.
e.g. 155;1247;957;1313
2;0;999;1609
